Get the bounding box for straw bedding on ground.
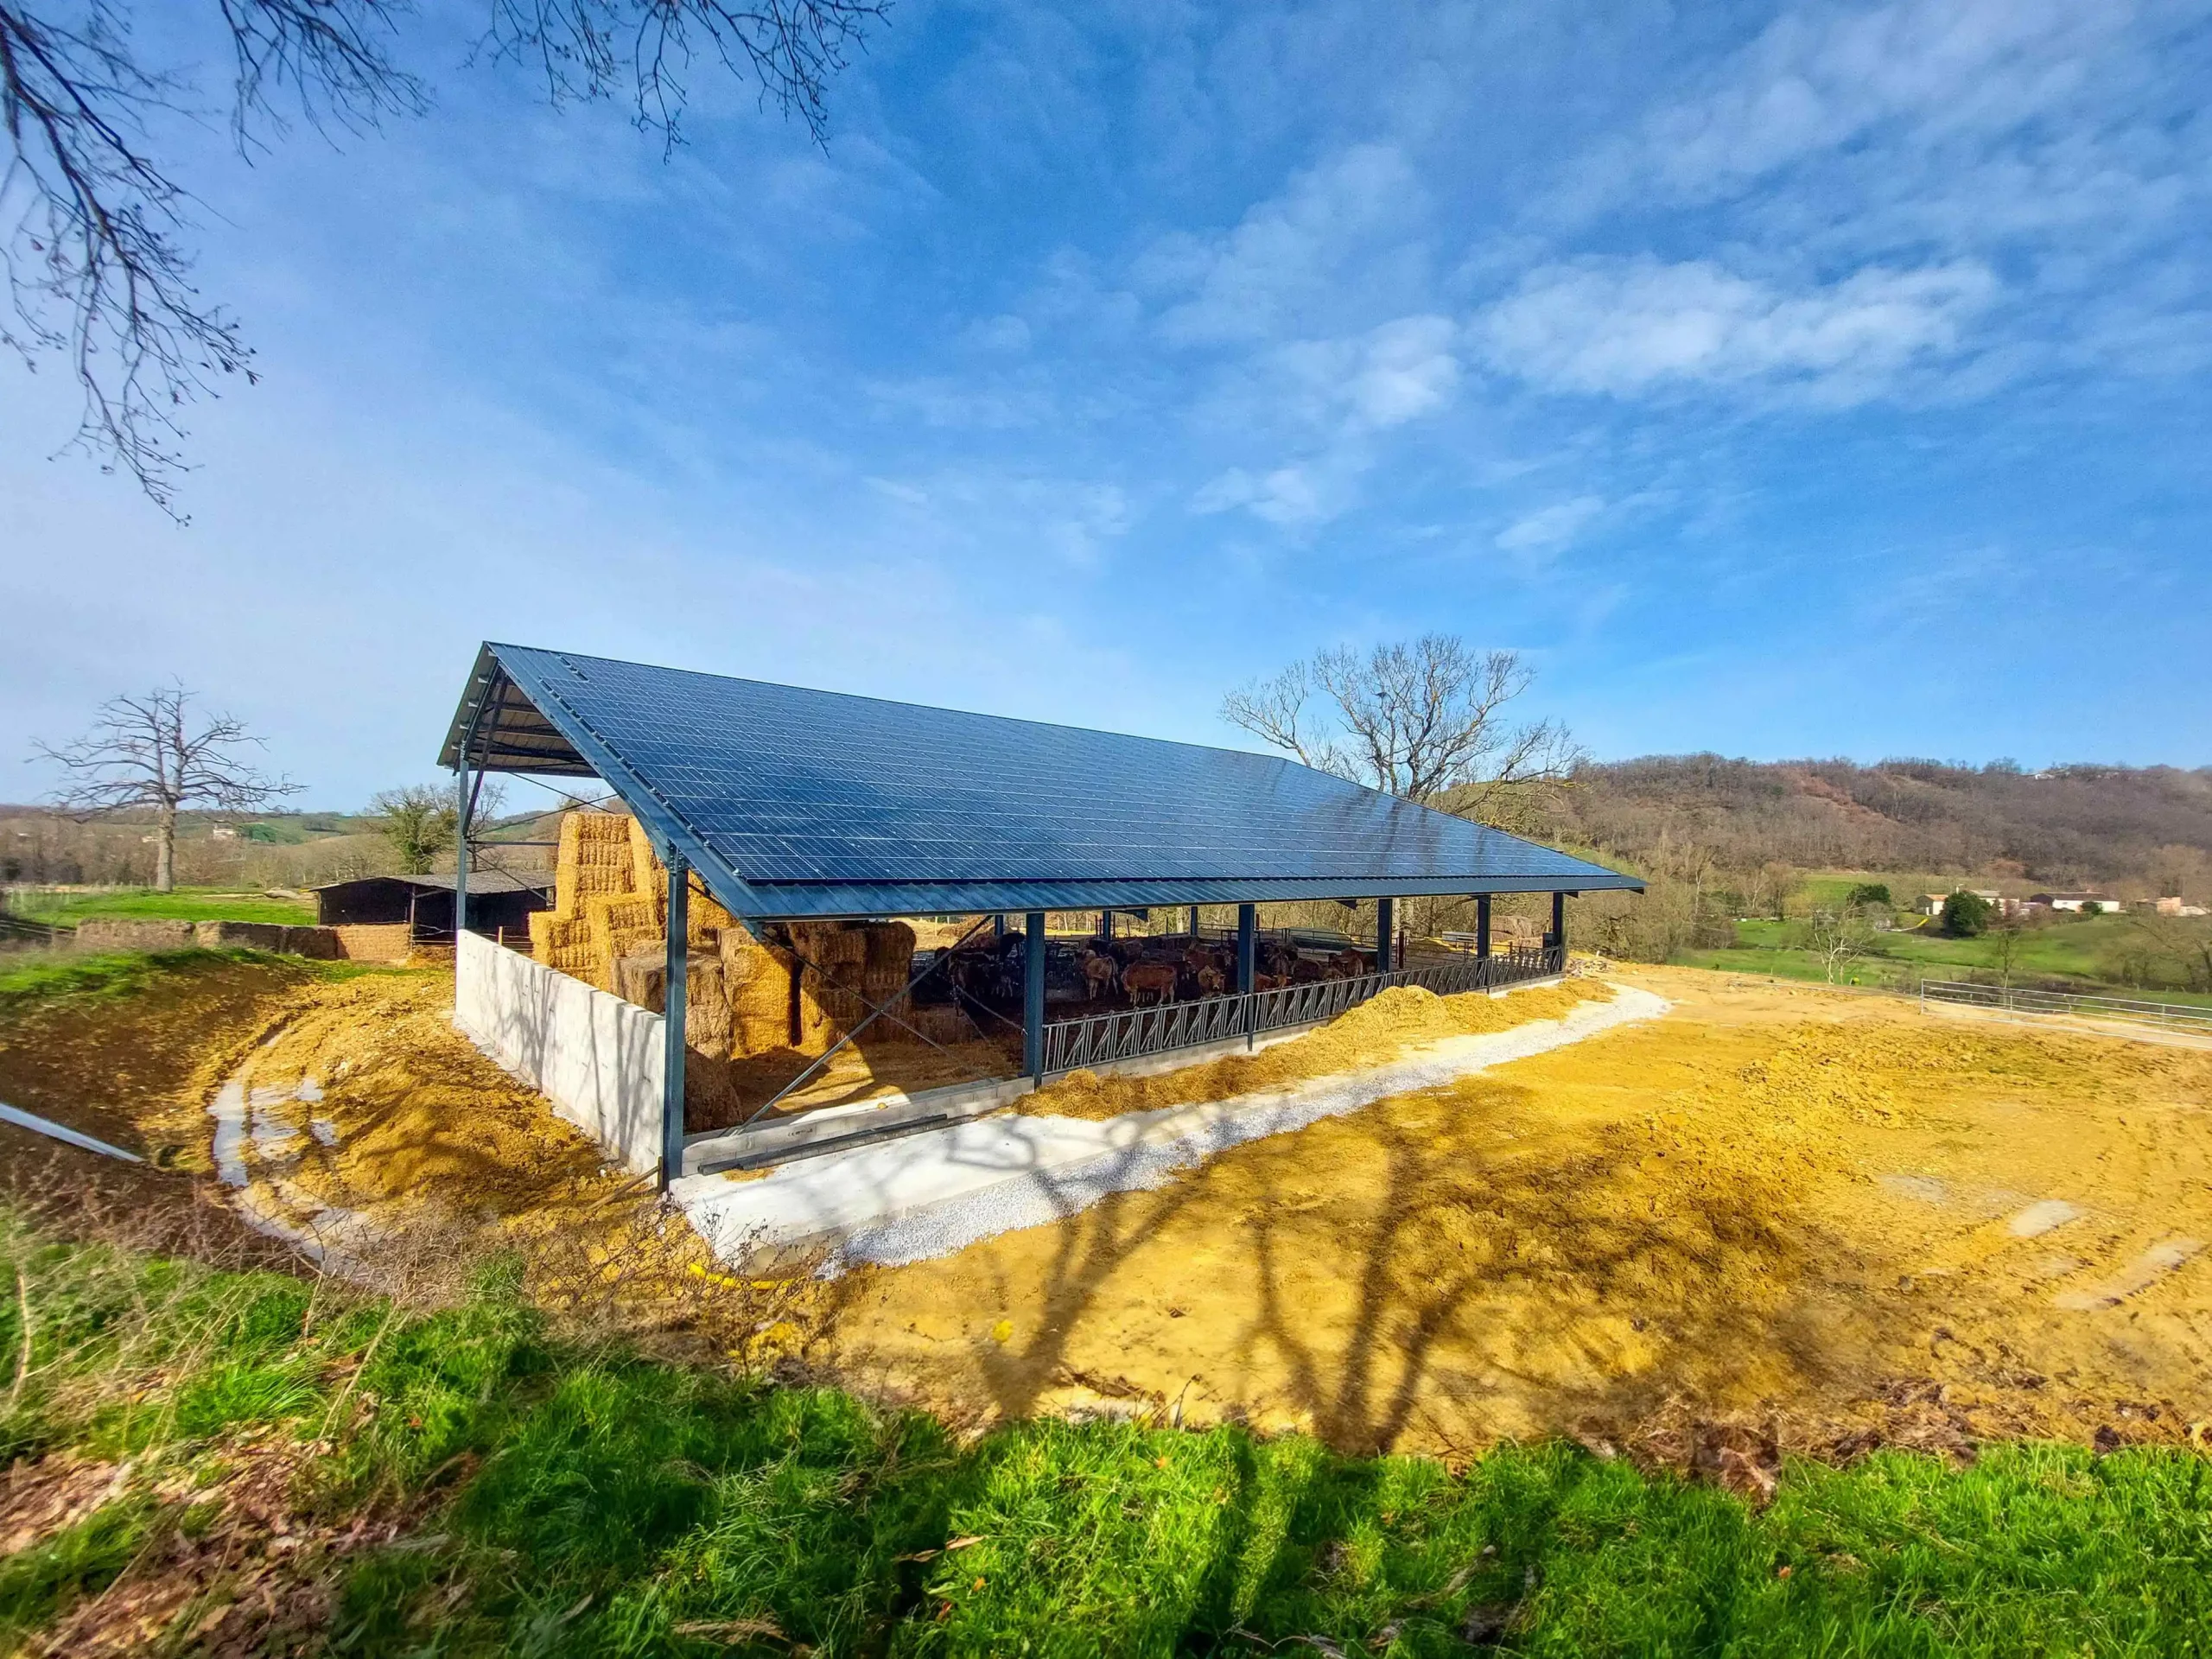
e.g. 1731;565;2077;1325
811;968;2212;1461
1025;977;1613;1122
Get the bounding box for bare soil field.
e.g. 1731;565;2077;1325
6;957;2209;1473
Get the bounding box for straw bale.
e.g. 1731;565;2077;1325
610;947;733;1060
554;810;639;920
689;880;738;944
861;920;917;979
530;909;593;967
586;891;658;964
722;927;798;1057
629;814;662;905
906;1004;982;1047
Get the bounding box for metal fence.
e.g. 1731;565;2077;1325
1921;979;2212;1037
1040;944;1564;1073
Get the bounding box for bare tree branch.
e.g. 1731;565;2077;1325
33;681;300;888
1222;635;1586;816
476;0;885;153
3;0;880;513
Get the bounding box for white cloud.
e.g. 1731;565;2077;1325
1476;257;1998;402
1190;464;1329;526
1139;143;1424;346
1599;0;2139;207
1496;496;1605;553
1344;315;1460;427
965;314;1033;352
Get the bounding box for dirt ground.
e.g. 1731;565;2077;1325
10;958;2212;1466
803;966;2212;1461
0;963;804;1351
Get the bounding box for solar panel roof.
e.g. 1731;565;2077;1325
440;643;1642;919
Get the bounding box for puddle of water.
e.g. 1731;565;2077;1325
208;1079;251;1186
1880;1174;1948;1205
2009;1198;2082;1238
2056;1237;2205;1311
207;1059;380;1274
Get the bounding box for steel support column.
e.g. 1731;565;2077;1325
1102;909;1115;943
1476;895;1491;959
660;857;690;1190
1023;910;1046;1083
1236;903;1257;1050
1188;905;1201;938
453;762;470;940
1376;897;1395;973
1550;890;1567;953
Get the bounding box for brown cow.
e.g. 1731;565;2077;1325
1080;950;1120;1000
1122;960;1181;1007
1195;963;1227;995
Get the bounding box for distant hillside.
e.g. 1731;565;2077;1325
1540;758;2212;895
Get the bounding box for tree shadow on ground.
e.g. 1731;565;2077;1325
814;1065;1881;1460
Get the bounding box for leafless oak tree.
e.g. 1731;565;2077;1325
33;683;299;889
3;0;884;515
1221;636;1584;814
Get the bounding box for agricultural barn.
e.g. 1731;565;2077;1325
438;644;1642;1184
311;870;550;939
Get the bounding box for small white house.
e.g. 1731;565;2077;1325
2027;891;2120;913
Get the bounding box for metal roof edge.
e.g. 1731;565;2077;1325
454;643;773;923
731;872;1644;921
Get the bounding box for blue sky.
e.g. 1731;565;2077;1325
6;0;2210;810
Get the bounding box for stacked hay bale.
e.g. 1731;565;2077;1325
533;808;978;1058
722;926;801;1056
785;921;873;1056
527;810;635;983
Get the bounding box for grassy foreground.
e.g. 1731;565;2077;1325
3;1217;2212;1656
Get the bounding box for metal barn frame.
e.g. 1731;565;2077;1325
438;644;1643;1185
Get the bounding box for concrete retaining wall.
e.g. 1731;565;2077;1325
70;918;413;961
454;929;664;1175
73;919;195;950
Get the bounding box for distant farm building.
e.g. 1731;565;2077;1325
2026;891;2121;913
312;870;551;940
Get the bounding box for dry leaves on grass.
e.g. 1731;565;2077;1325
18;1433;420;1658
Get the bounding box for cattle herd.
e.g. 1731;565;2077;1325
923;928;1377;1014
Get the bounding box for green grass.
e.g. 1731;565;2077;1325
0;947;289;1013
5;886;318;928
1681;915;2212;1008
6;1216;2212;1655
0;947;423;1015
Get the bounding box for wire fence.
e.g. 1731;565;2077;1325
1921;979;2212;1037
1040;944;1564;1072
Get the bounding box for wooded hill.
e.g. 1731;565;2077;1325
1533;758;2212;897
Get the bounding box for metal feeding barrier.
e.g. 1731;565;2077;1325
1921;979;2212;1036
1040;944;1564;1073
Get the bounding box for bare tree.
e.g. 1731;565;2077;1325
2126;909;2212;995
1222;636;1583;813
33;683;299;890
3;0;884;514
1806;899;1874;984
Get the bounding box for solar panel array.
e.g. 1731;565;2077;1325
461;644;1639;916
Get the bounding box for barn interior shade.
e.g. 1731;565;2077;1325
438;643;1644;921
